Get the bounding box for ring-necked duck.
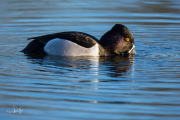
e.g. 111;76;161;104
21;24;136;56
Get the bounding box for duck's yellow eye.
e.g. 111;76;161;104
126;38;130;41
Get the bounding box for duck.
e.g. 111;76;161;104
21;24;136;56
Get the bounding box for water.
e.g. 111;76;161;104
0;0;180;119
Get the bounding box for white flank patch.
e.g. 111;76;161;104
44;38;99;56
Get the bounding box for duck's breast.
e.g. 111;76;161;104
44;38;99;56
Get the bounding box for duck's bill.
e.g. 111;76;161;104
128;45;136;55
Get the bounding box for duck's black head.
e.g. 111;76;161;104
99;24;135;55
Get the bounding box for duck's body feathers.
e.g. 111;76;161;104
22;31;112;56
27;32;98;47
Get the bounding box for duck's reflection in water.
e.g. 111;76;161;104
25;54;135;104
26;54;135;81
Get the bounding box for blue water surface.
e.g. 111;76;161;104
0;0;180;120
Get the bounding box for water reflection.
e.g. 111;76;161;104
26;55;135;79
22;55;136;107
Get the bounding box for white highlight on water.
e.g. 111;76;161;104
44;38;99;56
